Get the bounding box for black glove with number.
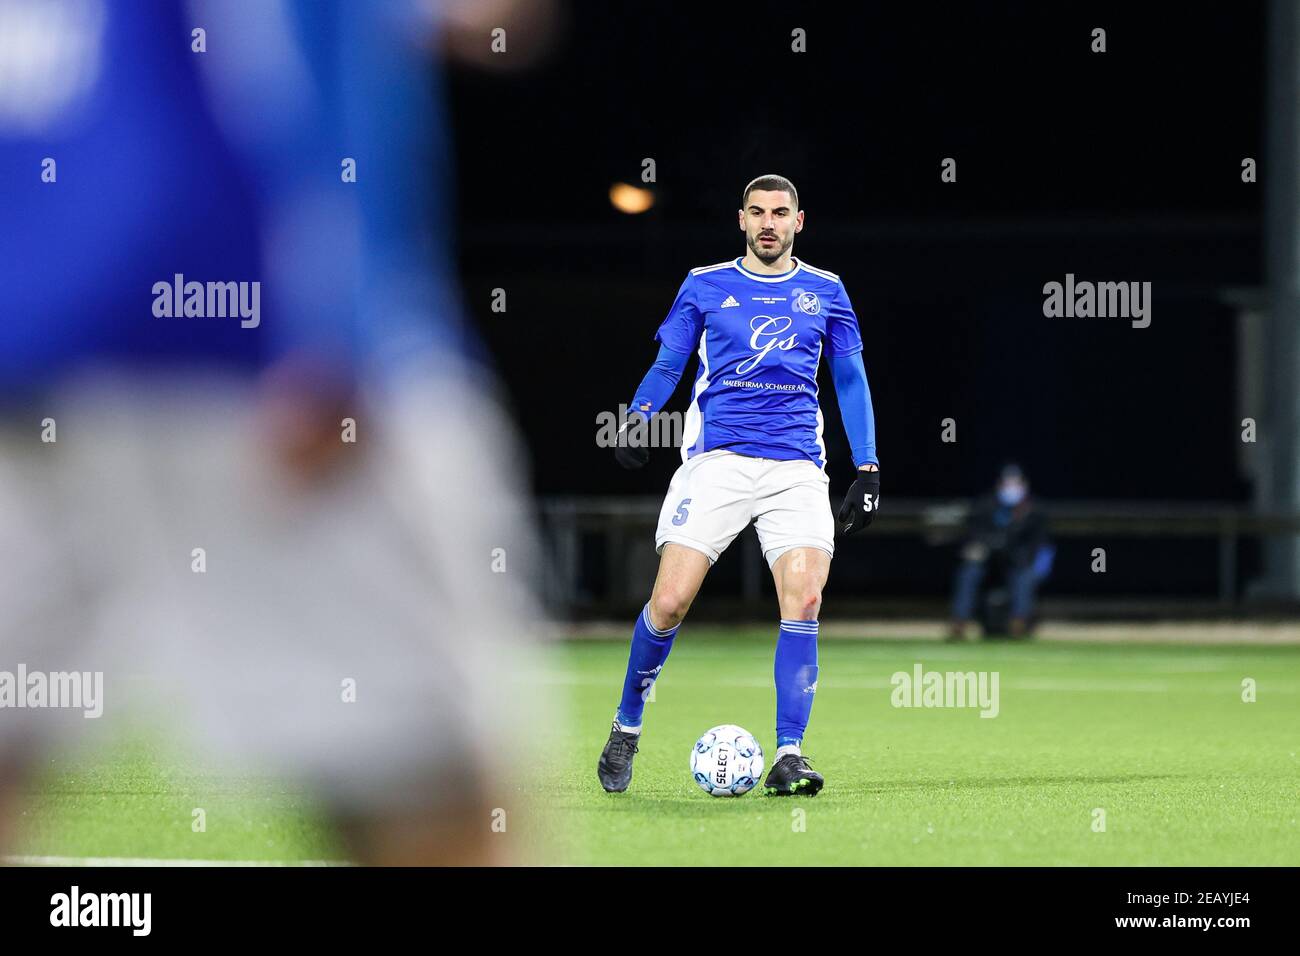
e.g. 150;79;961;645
837;468;880;535
614;411;651;470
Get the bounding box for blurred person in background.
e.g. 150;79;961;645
947;464;1052;641
0;0;554;865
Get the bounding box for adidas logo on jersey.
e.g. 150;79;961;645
721;295;740;308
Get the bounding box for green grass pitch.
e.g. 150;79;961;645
8;733;347;864
537;632;1300;866
7;632;1299;866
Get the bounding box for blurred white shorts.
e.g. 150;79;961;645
654;449;835;569
0;361;549;813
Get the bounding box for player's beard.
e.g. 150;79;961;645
748;229;793;264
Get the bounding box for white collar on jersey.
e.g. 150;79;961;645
732;256;803;282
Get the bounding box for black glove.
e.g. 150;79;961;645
837;468;880;535
614;411;650;470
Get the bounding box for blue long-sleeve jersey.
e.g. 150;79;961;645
629;257;878;469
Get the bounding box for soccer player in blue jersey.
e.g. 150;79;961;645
597;174;881;795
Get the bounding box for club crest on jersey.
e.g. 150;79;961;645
793;290;821;315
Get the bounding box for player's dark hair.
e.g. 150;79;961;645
742;174;799;211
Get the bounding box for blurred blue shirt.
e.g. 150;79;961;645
0;0;463;397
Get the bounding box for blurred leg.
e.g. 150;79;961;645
0;751;32;855
336;787;497;866
1008;566;1038;637
950;559;987;637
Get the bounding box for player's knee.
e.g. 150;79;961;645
783;586;821;620
801;589;822;618
648;590;691;630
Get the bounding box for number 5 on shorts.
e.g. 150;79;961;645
671;498;692;526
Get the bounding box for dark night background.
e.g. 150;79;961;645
445;2;1267;607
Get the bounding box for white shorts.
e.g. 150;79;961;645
654;449;835;568
0;362;552;815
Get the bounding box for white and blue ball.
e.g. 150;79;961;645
690;724;764;796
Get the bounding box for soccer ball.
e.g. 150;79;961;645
690;724;764;796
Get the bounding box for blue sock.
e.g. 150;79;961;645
775;619;819;747
614;603;679;727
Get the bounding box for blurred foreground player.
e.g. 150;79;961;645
597;174;881;796
0;0;551;865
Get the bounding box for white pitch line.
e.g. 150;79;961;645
2;855;352;867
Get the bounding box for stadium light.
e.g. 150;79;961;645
609;182;654;214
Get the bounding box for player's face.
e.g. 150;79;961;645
738;190;804;263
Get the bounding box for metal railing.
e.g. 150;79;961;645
538;497;1300;616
